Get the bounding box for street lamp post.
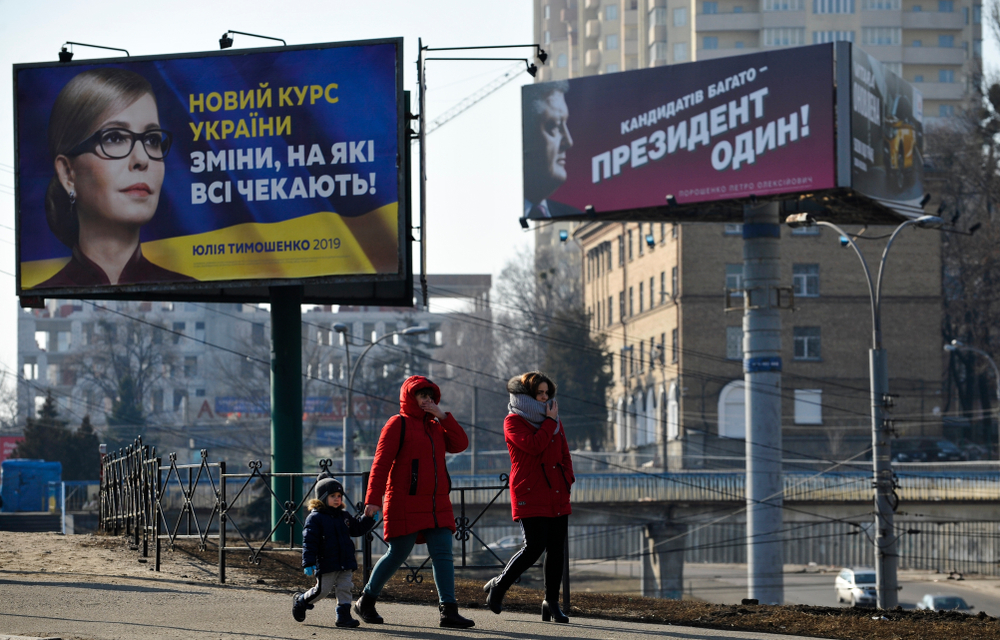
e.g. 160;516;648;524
785;213;942;610
333;324;428;503
944;339;1000;457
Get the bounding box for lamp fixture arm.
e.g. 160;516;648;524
815;220;878;347
62;42;130;57
224;30;287;46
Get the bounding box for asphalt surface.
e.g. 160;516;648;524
0;569;819;640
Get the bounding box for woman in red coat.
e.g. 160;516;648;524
484;371;575;623
353;375;475;629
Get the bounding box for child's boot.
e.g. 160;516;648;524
292;592;313;622
336;603;361;628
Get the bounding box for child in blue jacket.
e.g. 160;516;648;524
293;474;376;627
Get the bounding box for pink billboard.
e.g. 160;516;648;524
0;436;24;464
522;44;836;219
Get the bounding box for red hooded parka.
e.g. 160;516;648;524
364;376;469;541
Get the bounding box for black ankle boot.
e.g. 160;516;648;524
483;576;509;614
542;599;569;623
353;592;383;624
291;592;313;622
439;602;475;628
336;603;361;628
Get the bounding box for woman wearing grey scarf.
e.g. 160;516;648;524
484;371;574;623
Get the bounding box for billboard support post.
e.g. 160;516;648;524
270;285;303;544
743;201;784;605
417;39;429;310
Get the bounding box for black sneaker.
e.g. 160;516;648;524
292;592;312;622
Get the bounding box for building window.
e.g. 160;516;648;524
667;383;680;440
938;0;953;11
651;6;668;24
660;271;667;303
703;1;718;13
912;4;922;10
649;277;655;309
172;322;185;345
173;389;188;411
619;292;626;321
674;42;689;61
764;0;804;9
862;0;899;7
639;282;645;313
764;28;806;46
671;266;679;299
792;264;820;297
185;356;198;378
704;36;719;49
724;223;743;235
735;41;745;48
793;326;822;360
974;39;982;57
153;389;164;413
607;34;620;50
938;35;954;47
252;322;266;345
862;27;900;45
914;74;924;82
813;0;855;12
674;7;687;25
718;380;746;439
650;42;668;61
734;5;744;11
544;30;551;44
618;235;625;265
606;63;620;72
671;328;679;363
939;69;955;83
974;3;982;23
608;295;614;325
606;4;619;20
629;287;635;316
23;359;38;380
726;264;744;296
813;30;855;43
726;327;744;360
912;39;922;47
794;389;823;425
544;4;550;19
557;53;568;67
628;230;634;260
940;104;955;116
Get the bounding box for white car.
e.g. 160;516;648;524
916;594;972;612
834;567;877;607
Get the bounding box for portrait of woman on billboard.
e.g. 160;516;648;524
36;68;193;288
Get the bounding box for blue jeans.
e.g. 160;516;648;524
363;527;456;604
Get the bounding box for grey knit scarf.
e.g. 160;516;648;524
508;393;560;434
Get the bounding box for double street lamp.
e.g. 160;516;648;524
785;212;942;610
944;339;1000;457
333;324;428;500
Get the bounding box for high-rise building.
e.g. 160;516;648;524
533;1;954;469
535;0;980;119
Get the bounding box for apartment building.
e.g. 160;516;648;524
577;220;942;468
16;276;491;462
535;0;980;118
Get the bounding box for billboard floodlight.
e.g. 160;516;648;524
218;30;287;50
57;42;130;63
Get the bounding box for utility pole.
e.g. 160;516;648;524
742;201;784;605
471;386;478;476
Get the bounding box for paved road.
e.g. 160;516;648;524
682;564;1000;614
0;569;817;640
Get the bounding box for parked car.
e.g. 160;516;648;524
834;567;877;607
474;534;522;566
916;594;973;612
891;438;966;463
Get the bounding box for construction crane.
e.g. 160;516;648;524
419;63;524;139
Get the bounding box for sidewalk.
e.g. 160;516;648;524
0;568;817;640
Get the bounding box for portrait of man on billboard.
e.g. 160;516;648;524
36;67;193;288
522;81;581;219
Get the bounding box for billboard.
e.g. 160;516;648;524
522;43;923;224
13;39;410;305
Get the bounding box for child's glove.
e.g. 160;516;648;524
304;565;318;576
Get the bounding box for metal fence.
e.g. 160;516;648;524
98;439;568;605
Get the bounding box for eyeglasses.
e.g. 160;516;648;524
67;128;173;160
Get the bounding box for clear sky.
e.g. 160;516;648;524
0;0;536;384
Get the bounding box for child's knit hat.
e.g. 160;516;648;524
315;472;344;503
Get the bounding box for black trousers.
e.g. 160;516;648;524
496;514;568;601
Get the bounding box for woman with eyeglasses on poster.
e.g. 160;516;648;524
37;68;192;288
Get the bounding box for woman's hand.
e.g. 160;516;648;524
418;396;447;420
545;399;559;420
364;504;380;518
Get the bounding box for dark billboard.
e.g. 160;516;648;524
849;47;924;215
13;39;410;305
522;43;924;224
